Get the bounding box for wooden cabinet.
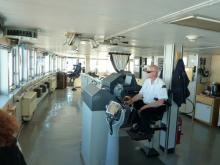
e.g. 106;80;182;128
195;95;220;127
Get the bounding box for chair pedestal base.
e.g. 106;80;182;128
140;147;159;157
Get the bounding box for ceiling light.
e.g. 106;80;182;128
185;35;199;42
80;40;89;45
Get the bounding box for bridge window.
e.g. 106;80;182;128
18;47;23;82
53;55;57;72
57;56;61;71
29;49;36;79
0;48;10;94
13;47;19;88
90;58;115;74
61;57;66;71
8;50;13;90
45;55;49;73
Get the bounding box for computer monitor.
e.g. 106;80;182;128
124;75;132;86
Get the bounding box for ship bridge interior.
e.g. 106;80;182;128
1;1;220;165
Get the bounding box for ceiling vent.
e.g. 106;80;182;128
170;15;220;32
106;36;129;46
64;32;99;51
4;27;38;38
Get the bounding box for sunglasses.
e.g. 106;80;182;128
146;70;155;73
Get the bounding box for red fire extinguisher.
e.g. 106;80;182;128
176;116;183;144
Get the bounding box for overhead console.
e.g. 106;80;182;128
101;71;141;99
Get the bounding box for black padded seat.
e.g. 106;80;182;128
127;106;167;141
33;87;42;98
44;82;50;88
40;84;47;93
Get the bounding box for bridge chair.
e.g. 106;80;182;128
67;66;81;91
127;93;171;157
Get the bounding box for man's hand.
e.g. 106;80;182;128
156;99;165;106
138;99;165;113
123;96;133;105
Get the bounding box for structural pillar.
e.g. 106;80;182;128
159;44;182;153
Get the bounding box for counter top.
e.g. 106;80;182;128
196;94;220;106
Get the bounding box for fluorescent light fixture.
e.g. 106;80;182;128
170;15;220;32
169;16;194;23
196;15;220;24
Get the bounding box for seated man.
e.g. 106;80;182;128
127;65;168;138
67;63;81;90
72;62;81;77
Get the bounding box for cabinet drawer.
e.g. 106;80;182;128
196;95;213;106
195;103;212;123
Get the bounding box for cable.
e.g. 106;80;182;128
179;98;195;115
17;123;24;140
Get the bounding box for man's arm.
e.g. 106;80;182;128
127;93;142;105
140;99;165;111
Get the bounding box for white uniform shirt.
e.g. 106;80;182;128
139;77;168;104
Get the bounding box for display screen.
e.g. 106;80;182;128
124;75;132;85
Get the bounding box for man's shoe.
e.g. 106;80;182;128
133;131;147;140
127;129;153;141
145;133;153;141
128;123;140;133
133;131;153;141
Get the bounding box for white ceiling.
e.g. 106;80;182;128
1;0;220;57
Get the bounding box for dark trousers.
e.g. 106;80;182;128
131;100;166;133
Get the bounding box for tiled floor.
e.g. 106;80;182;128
19;88;220;165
